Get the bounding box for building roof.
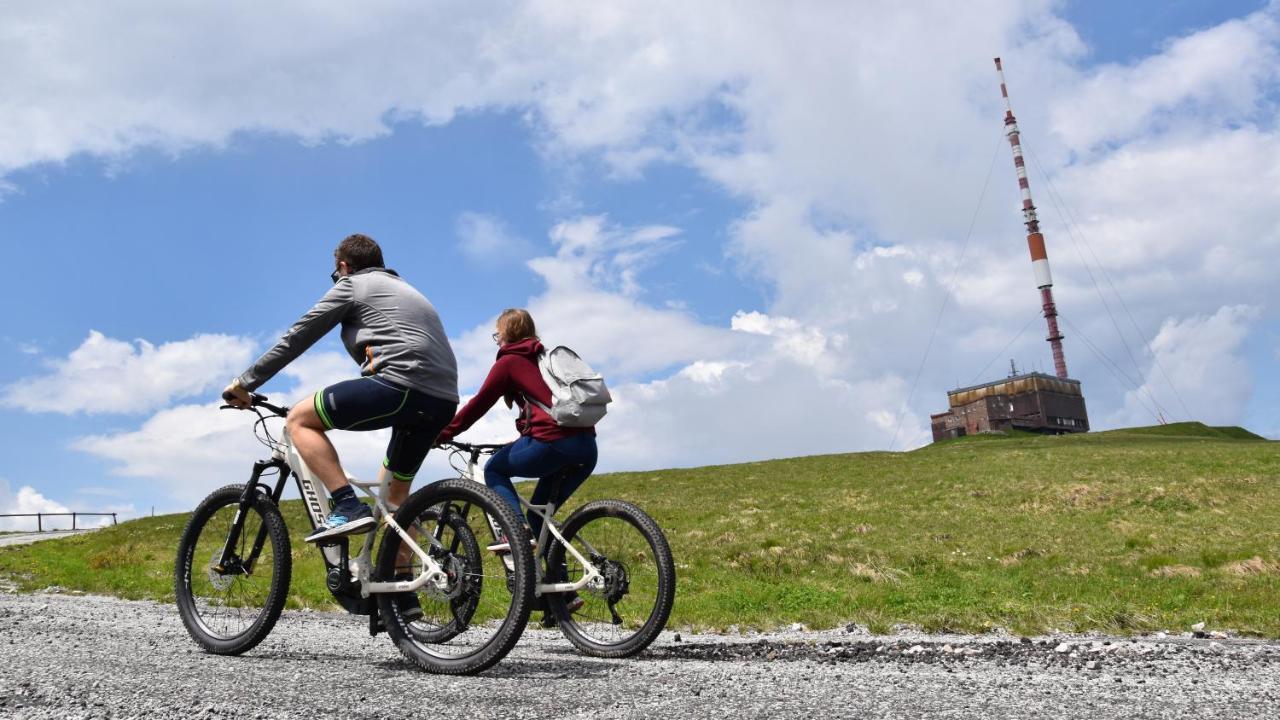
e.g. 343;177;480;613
946;372;1082;408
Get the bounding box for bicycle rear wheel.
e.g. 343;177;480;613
174;484;291;655
546;499;675;658
375;479;534;675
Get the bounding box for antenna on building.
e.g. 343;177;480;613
995;58;1069;379
926;60;1091;444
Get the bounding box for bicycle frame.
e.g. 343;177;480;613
217;423;452;600
450;447;603;598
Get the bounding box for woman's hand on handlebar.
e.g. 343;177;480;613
437;439;511;454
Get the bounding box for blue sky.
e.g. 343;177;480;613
1064;0;1268;63
1;0;1277;523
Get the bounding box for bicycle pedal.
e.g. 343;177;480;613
369;611;385;637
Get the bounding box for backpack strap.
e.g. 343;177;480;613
522;392;554;417
522;348;555;420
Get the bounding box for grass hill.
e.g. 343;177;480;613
1099;421;1267;441
2;424;1278;635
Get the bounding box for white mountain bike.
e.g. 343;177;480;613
438;441;675;657
173;393;536;676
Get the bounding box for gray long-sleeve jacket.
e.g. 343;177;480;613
236;268;459;402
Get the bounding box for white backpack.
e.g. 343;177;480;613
526;345;612;427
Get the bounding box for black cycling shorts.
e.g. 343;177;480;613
312;376;457;482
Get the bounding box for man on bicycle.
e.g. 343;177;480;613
223;234;459;544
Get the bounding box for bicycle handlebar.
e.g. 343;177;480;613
438;440;507;455
220;391;289;418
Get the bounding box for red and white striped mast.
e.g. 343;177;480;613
994;57;1069;379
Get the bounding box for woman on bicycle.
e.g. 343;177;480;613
435;308;597;547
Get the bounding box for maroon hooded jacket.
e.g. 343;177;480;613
437;338;595;444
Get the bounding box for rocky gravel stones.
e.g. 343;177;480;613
3;591;1280;718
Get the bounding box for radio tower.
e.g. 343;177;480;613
994;57;1068;379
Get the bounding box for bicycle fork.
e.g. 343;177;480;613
214;459;291;575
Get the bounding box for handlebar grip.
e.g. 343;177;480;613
220;390;269;405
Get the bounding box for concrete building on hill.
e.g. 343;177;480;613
930;370;1089;441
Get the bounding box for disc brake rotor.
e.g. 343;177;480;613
602;559;630;604
207;550;235;591
585;556;629;602
423;554;468;601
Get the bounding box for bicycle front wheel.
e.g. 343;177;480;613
375;479;534;675
174;484;291;655
546;499;676;658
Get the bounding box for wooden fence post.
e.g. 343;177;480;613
37;513;42;532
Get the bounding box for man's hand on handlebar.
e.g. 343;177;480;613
222;380;253;409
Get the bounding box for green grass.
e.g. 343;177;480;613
1097;421;1266;441
2;423;1278;635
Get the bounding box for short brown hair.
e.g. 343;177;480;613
496;308;537;343
335;234;385;272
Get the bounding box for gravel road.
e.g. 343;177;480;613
2;590;1279;719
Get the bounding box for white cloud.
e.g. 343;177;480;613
0;2;1072;229
541;215;682;297
1;331;256;415
676;360;749;386
72;403;272;507
447;217;918;466
277;351;362;401
0;479;71;531
3;0;1278;461
1108;305;1260;428
601;356;924;471
72;398;388;510
455;211;532;264
1050;10;1280;152
453;215;733;390
730;311;844;372
69;349;453;509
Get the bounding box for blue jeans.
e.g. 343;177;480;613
483;434;598;541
